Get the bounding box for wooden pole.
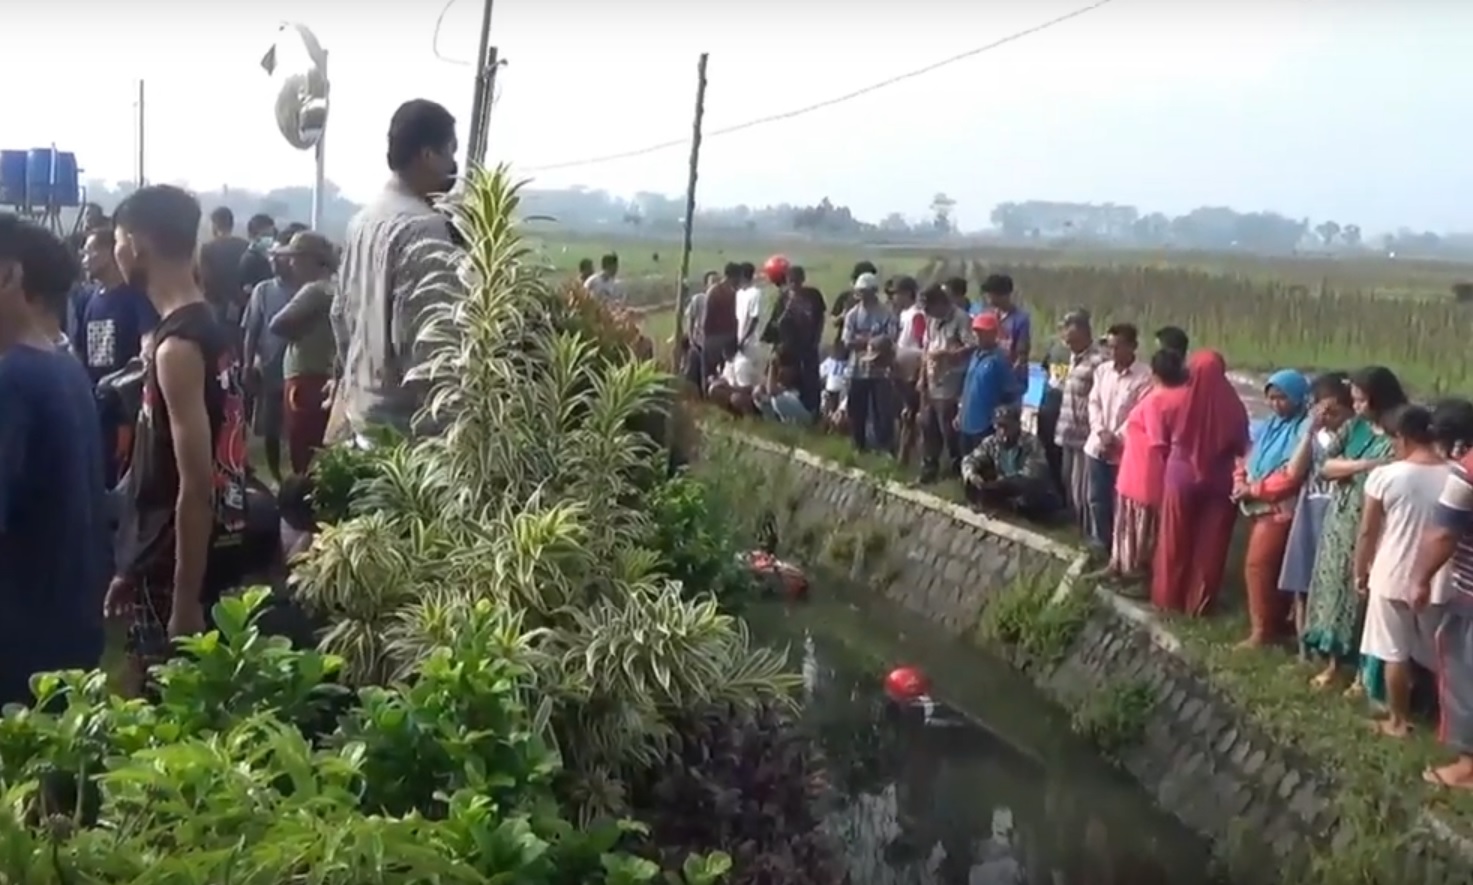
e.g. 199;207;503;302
465;0;496;169
474;46;500;166
136;80;147;188
671;53;709;361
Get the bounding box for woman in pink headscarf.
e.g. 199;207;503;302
1149;350;1250;615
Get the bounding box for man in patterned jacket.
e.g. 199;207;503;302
329;99;461;444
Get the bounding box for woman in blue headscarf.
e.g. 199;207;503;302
1232;369;1312;648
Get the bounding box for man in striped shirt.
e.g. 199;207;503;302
1415;452;1473;789
329;99;461;444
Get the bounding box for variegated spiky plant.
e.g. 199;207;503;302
292;166;798;820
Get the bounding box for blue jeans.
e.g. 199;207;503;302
1087;455;1118;550
761;390;813;425
848;376;895;453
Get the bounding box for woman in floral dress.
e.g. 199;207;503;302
1302;366;1406;694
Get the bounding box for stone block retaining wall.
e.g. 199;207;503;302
715;433;1473;882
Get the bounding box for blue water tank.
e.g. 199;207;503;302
0;151;26;205
52;152;79;207
25;148;54;207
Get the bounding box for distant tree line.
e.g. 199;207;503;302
76;178;1470;260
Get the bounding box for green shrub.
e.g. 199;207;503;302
1070;679;1156;758
976;572;1092;669
289;168;800;822
646;473;759;607
0;590;730;884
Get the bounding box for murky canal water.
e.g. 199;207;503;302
749;586;1228;885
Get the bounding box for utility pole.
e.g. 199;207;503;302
671;53;709;358
310;50;328;230
135;80;147;188
465;0;495;169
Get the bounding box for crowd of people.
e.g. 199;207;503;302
681;257;1473;791
0;96;465;706
8;84;1473;795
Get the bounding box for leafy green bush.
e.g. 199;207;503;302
288;168;799;820
0;590;730;884
646;473;759;607
307;425;406;525
272;168;841;880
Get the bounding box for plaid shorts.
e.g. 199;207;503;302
126;580;197;668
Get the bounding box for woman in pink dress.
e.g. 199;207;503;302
1106;349;1188;594
1150;350;1250;616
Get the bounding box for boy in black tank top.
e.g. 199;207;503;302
105;187;252;692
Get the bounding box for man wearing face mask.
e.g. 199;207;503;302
237;214;277;296
328;98;461;444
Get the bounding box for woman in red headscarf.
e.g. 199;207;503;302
1149;350;1251;614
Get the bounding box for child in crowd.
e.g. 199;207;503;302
1354;404;1451;737
819;342;849;429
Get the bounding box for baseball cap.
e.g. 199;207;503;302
972;310;1000;332
272;230;336;265
854;271;881;292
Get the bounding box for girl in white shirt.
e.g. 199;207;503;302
1355;404;1451;737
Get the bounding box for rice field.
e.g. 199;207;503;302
911;257;1473;393
543;234;1473;393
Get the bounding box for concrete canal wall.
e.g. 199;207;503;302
711;432;1473;883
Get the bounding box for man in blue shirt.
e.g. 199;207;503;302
0;213;112;707
955;311;1016;453
78;227;159;386
77;227;160;487
981;274;1031;400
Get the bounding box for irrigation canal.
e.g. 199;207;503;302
749;586;1228;885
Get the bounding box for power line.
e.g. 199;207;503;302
521;0;1117;174
432;0;474;66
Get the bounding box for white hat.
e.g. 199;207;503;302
854;272;880;291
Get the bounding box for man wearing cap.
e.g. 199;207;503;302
763;265;826;414
841;271;898;454
240;228;300;482
916;284;976;481
955;310;1013;462
268;230;339;475
961;403;1059;521
830;261;878;347
1053;311;1107;537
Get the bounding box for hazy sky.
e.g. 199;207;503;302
10;0;1470;232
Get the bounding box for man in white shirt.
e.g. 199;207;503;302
891;277;925;464
583;253;624;304
1084;323;1152;554
733;261;763;354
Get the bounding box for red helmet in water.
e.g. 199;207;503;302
762;254;791;285
884;665;930;702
